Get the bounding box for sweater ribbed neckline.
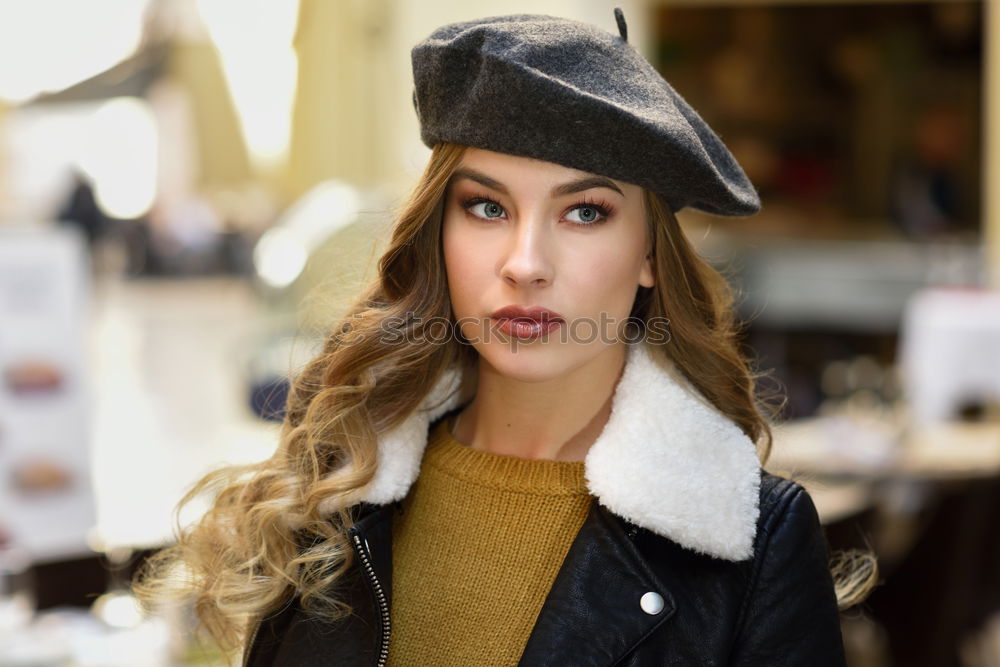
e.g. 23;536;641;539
424;415;590;496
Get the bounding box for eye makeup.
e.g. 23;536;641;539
458;192;615;227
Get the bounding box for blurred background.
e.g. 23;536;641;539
0;0;997;665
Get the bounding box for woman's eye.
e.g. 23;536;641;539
468;201;506;219
566;205;605;224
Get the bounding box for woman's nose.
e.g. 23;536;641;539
498;215;553;287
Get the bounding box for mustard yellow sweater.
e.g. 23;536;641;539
387;414;593;666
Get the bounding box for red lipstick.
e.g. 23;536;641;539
490;305;564;340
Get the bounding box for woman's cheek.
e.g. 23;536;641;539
445;241;484;325
584;254;628;298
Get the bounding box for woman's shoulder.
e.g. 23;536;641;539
757;470;820;514
753;470;828;558
758;470;812;509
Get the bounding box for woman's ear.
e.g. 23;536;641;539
639;251;655;288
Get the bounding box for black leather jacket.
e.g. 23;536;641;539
242;470;846;666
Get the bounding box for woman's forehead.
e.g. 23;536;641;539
458;147;589;174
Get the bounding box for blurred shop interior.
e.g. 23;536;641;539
0;0;999;665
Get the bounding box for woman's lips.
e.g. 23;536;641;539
490;305;564;340
496;318;563;339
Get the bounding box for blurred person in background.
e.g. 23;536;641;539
57;170;107;249
136;8;874;666
890;103;970;240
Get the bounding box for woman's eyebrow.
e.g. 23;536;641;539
552;176;625;197
449;168;625;197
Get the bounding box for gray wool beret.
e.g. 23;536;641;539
410;9;760;217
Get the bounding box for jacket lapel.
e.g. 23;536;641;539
517;501;675;666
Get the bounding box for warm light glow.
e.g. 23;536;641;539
280;180;363;242
196;0;299;170
92;590;144;629
77;97;158;219
0;0;150;103
253;180;362;288
254;227;309;289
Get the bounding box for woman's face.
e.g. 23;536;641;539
442;147;654;382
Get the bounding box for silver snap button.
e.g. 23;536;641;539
640;591;664;615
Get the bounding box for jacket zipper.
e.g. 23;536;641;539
241;615;262;667
352;532;391;666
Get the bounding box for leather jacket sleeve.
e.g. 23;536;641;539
728;479;847;666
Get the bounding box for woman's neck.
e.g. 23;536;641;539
451;344;626;462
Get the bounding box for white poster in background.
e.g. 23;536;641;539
0;225;94;563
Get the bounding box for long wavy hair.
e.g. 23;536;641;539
133;141;874;657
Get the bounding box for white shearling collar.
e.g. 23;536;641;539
354;342;761;562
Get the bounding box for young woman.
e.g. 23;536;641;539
137;9;870;666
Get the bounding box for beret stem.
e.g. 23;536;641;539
614;7;628;43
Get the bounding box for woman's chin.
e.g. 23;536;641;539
474;341;569;383
474;341;612;385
